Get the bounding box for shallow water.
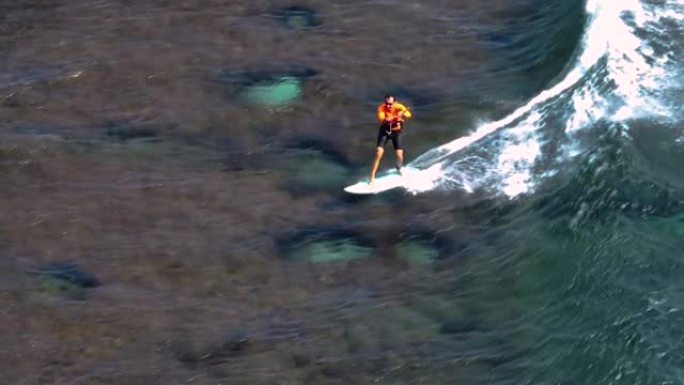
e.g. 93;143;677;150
2;0;684;384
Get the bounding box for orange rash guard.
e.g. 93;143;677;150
377;102;412;124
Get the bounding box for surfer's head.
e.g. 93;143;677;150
384;94;395;108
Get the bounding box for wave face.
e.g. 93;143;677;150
408;0;684;198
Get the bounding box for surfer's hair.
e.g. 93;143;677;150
384;94;394;101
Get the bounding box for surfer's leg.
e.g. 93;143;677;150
392;131;404;171
371;128;389;183
395;149;404;173
370;146;384;183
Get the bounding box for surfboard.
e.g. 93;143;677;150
344;167;416;194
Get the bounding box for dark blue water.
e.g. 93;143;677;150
1;0;683;384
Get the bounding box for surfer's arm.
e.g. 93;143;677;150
397;103;412;119
377;105;389;122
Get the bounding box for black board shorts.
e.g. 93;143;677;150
376;122;403;150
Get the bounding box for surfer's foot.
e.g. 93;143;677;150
369;178;375;185
398;167;405;176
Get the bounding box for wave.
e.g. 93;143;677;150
407;0;684;198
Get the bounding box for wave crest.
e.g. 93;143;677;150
408;0;684;198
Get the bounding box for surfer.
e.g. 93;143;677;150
370;94;412;184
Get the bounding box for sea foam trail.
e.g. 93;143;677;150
407;0;684;197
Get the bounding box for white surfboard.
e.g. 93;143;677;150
344;167;417;194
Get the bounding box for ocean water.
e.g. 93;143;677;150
1;0;683;384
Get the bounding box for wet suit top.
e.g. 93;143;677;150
377;101;412;130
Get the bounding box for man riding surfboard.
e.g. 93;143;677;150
370;94;412;184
